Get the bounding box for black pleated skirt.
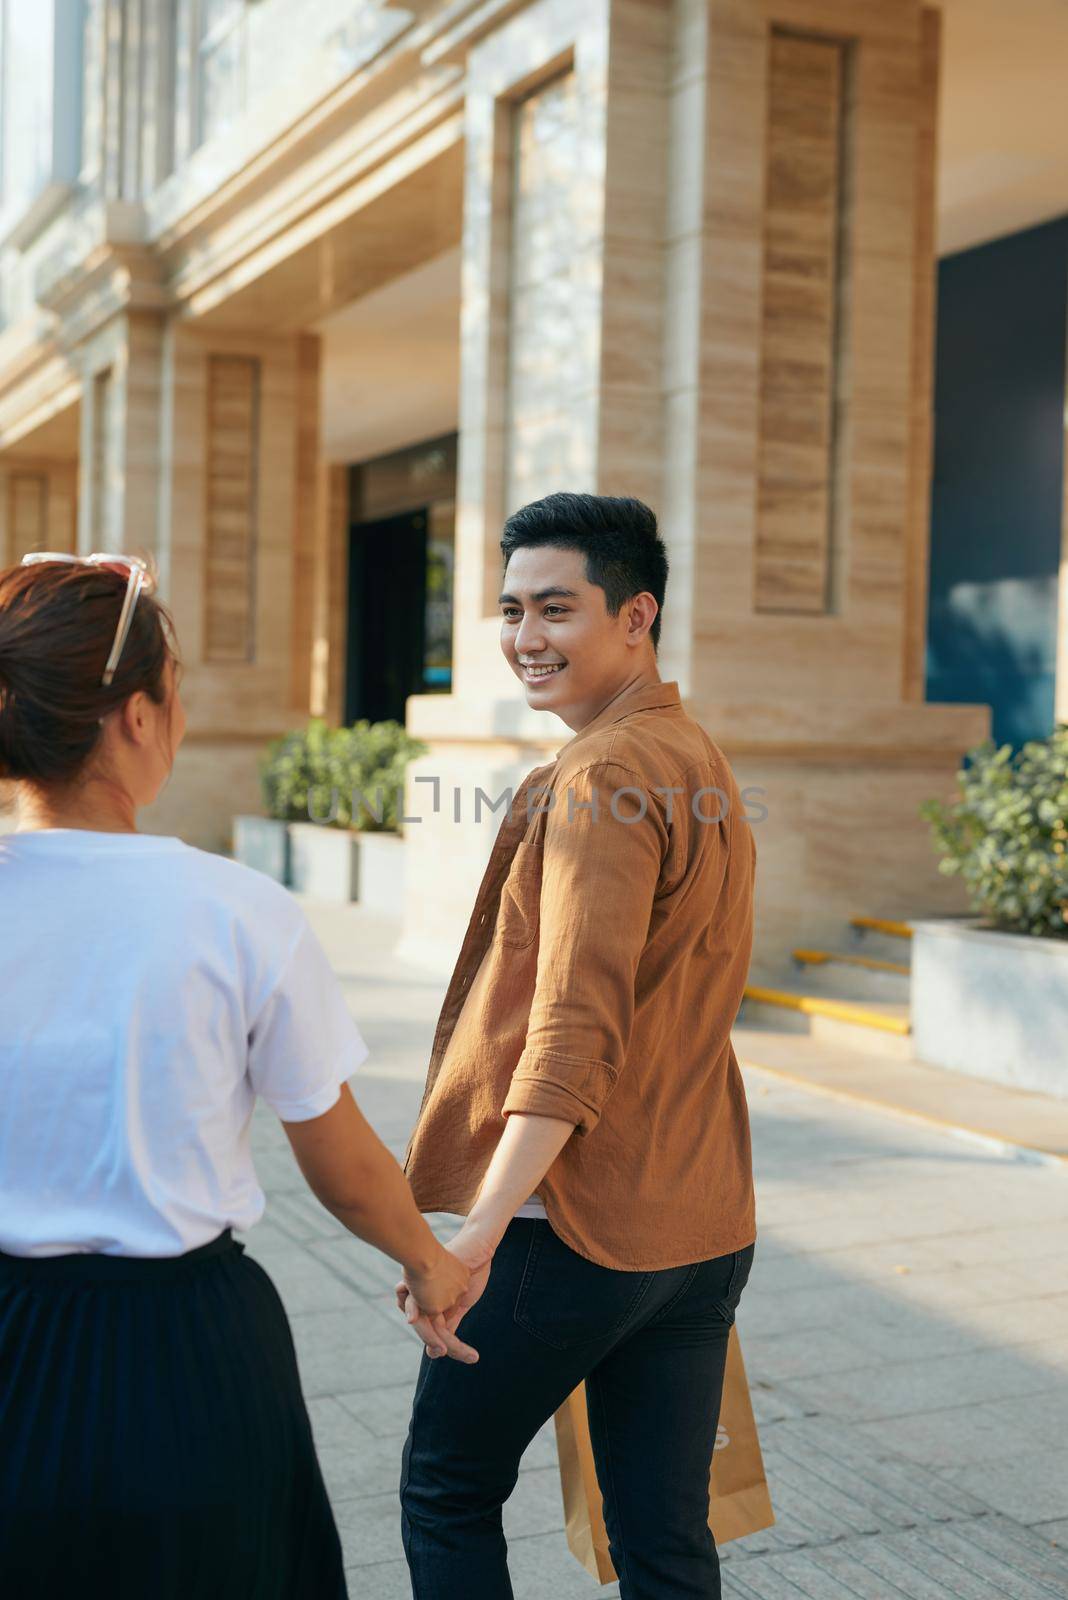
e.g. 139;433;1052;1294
0;1231;347;1600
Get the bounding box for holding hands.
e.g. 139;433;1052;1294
398;1223;496;1363
396;1111;576;1363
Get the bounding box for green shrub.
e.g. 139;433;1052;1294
259;719;428;833
259;724;315;824
921;726;1068;938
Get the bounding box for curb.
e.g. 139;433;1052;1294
739;1056;1068;1170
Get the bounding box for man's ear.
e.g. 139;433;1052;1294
627;591;658;643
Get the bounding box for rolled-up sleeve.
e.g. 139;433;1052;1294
501;760;667;1135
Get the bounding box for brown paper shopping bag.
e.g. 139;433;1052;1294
553;1326;774;1583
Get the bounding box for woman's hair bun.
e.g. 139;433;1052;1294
0;560;178;786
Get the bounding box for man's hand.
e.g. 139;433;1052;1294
396;1224;496;1364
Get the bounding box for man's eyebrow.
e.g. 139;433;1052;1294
497;587;580;605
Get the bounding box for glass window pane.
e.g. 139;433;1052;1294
199;26;243;143
201;0;243;40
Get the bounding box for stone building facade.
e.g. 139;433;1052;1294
0;0;1015;975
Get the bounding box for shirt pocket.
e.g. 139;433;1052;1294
496;840;543;949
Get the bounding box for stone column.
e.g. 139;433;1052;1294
139;322;323;846
77;310;165;558
291;334;322;718
309;459;348;727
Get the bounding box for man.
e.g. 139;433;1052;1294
398;493;757;1599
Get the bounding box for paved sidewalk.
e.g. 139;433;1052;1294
239;903;1068;1599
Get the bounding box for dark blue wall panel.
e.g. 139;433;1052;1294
928;215;1067;746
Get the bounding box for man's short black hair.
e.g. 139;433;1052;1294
500;492;669;650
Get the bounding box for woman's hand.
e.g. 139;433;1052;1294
397;1224;497;1364
403;1242;471;1320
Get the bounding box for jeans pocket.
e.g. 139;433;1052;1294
723;1241;755;1318
513;1224;655;1350
663;1243;754;1331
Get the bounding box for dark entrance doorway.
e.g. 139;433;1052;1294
345;509;428;725
343;433;456;726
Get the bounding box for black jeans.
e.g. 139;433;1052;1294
400;1220;754;1600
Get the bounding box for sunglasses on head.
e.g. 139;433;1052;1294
19;553;155;687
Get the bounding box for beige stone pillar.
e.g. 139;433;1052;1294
902;7;941;706
135;323;327;847
292;335;323;717
308;460;348;727
76;311;165;558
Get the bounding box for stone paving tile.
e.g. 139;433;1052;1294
334;1491;408;1568
740;1325;894;1384
267;1187;351;1242
722;1517;1068;1599
506;1531;621;1597
307;1232;413;1298
345;1557;417;1600
335;1384;419;1443
856;1400;1045;1470
982;1389;1068;1453
344;1537;621;1600
250;1244;371;1314
776;1417;989;1528
502;1466;573;1541
773;1344;1064;1424
290;1308;424;1400
938;1450;1068;1526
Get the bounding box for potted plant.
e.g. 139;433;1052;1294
231;727;312;885
335;719;428;915
912;726;1068;1097
261;718;426;905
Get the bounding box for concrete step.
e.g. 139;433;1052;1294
790;948;912;1005
739;982;913;1060
846;915;913;966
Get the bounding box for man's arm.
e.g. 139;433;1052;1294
465;1110;576;1244
501;759;667;1131
399;761;667;1353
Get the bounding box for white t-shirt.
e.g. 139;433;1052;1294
0;829;368;1257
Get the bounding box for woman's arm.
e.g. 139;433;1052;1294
282;1084;474;1358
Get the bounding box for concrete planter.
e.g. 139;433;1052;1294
356;831;406;916
288;822;360;902
233;815;290;885
911;918;1068;1099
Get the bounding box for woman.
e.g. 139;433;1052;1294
0;552;470;1599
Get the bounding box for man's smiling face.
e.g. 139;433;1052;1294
499;545;654;731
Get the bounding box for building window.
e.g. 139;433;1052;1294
173;0;246;161
196;0;246;147
0;1;83;242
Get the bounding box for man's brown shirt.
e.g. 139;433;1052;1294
404;680;757;1270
